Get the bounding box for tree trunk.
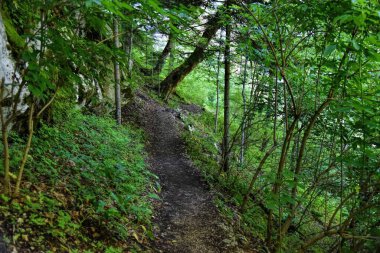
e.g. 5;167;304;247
275;48;350;248
153;31;174;76
14;104;34;195
113;17;121;124
279;98;332;238
160;9;222;99
240;55;248;165
267;117;299;245
123;20;134;77
222;3;231;173
241;144;278;211
0;78;11;194
214;32;222;133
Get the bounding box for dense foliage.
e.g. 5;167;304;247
168;0;380;252
1;0;379;252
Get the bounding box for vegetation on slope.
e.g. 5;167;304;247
0;107;157;252
175;57;379;252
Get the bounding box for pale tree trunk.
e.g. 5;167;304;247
239;55;248;165
127;22;133;76
123;20;134;77
214;32;222;133
113;17;121;125
245;61;258;137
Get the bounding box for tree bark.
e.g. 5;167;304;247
267;117;299;245
123;20;134;76
0;78;11;194
153;32;174;76
241;144;278;211
14;104;34;195
222;1;231;172
240;55;248;165
276;48;351;247
214;32;222;133
113;17;122;124
160;9;222;99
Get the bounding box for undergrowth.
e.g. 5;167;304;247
178;107;350;252
0;109;158;252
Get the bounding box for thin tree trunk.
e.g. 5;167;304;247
277;48;351;245
123;20;134;77
153;32;174;76
267;117;299;246
169;39;175;72
128;23;133;75
222;5;231;173
0;78;11;194
214;32;222;133
14;104;34;195
0;120;10;194
113;17;122;124
241;144;278;211
246;61;258;136
281;99;331;232
13;89;57;196
39;4;46;61
273;67;278;143
240;55;248;165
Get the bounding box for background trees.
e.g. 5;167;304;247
173;0;379;252
1;0;379;252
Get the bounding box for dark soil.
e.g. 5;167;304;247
124;91;245;253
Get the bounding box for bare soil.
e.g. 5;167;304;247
124;91;246;253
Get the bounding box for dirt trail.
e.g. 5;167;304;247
124;92;242;253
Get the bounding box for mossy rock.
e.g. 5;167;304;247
1;9;25;49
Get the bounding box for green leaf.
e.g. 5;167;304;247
353;12;366;26
85;0;101;7
148;193;160;200
324;44;337;57
0;194;11;202
352;39;360;50
334;14;353;24
96;200;106;213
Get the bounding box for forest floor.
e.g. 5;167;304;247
124;91;248;253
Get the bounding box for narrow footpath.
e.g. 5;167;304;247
124;92;243;253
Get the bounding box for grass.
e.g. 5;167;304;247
0;108;158;252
